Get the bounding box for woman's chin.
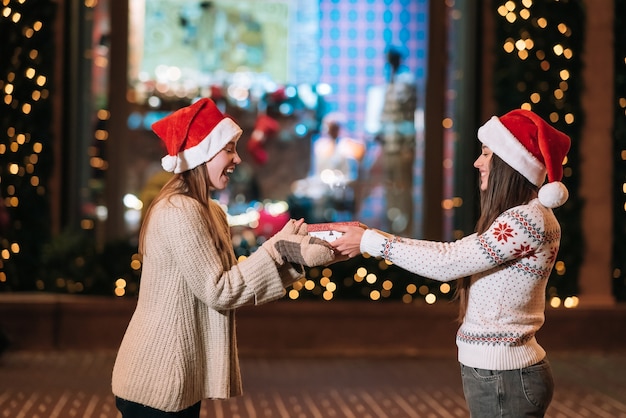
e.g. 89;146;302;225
212;177;229;191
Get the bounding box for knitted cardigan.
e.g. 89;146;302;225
360;199;561;370
111;195;303;412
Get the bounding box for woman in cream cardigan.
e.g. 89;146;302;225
112;98;334;417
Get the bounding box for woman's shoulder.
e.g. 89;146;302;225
499;199;557;228
152;194;204;218
500;198;537;214
155;193;196;206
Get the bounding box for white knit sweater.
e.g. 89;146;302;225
111;195;303;412
360;199;561;370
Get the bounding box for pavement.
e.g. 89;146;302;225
1;350;626;418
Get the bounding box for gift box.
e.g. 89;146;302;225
307;221;360;242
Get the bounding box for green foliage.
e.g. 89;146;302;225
38;228;139;295
300;255;453;303
491;0;585;298
39;229;100;293
0;0;56;291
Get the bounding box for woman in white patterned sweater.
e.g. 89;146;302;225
332;109;571;418
112;98;334;418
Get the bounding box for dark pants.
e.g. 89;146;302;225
115;397;201;418
460;358;554;417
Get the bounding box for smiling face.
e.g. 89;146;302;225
205;140;241;190
474;145;493;192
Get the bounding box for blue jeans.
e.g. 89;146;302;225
460;358;554;417
115;397;201;418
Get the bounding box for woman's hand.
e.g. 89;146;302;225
330;224;367;258
281;218;306;235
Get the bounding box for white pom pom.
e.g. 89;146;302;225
161;155;177;172
538;181;568;208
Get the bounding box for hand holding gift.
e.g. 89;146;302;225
262;219;336;266
326;222;369;258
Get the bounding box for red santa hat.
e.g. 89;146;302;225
477;109;571;208
152;98;242;173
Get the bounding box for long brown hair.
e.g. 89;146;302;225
455;153;538;322
139;165;236;269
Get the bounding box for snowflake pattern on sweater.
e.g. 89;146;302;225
360;199;561;370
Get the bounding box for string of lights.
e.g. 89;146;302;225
2;1;622;305
492;0;584;306
0;0;56;291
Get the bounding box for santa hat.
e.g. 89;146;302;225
152;98;242;173
477;109;571;208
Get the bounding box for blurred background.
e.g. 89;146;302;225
0;0;624;353
2;1;626;417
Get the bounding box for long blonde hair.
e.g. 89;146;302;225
455;153;538;322
139;165;236;269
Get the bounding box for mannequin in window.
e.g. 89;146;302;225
376;45;417;235
291;112;364;222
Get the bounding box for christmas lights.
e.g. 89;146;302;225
493;0;584;301
0;0;55;291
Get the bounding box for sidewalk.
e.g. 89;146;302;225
1;350;626;417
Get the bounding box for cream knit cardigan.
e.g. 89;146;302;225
111;195;302;412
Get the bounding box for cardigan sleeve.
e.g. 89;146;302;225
150;198;295;310
359;204;548;282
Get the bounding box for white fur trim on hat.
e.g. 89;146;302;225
162;117;242;174
477;116;547;187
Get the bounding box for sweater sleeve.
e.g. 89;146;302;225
360;204;547;282
152;199;296;310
